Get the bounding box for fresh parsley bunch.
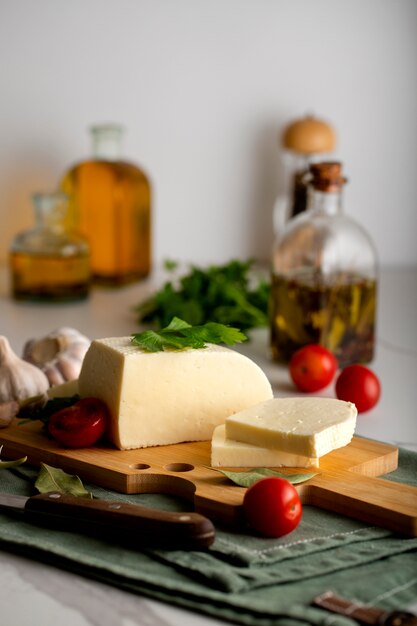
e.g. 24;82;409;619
135;259;269;331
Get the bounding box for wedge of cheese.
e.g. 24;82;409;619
78;337;273;450
225;397;357;458
211;424;319;468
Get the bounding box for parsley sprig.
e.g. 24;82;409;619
135;259;269;331
131;317;247;353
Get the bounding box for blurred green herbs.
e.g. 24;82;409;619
135;259;270;331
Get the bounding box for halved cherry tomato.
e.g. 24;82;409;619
243;477;302;537
335;364;381;413
48;397;108;448
289;344;338;393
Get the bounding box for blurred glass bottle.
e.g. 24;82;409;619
61;124;151;286
270;162;377;368
9;191;90;301
274;115;336;240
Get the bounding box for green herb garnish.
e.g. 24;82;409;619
135;259;269;331
131;316;247;352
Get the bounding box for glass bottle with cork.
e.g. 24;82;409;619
61;123;152;286
9;191;90;301
270;161;377;368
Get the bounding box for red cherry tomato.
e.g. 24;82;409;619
289;344;338;393
243;477;302;537
335;364;381;413
48;397;108;448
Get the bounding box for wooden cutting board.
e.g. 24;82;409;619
1;420;417;536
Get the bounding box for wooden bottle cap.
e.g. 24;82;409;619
282;115;336;154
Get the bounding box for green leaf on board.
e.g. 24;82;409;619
212;467;318;488
35;463;93;498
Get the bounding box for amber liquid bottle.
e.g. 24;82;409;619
9;192;90;301
270;162;378;368
61;124;151;285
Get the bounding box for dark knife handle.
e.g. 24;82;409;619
24;492;215;550
312;592;417;626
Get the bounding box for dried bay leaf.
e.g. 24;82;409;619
0;444;27;469
35;462;93;498
212;467;318;488
0;456;27;469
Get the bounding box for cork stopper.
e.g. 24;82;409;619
309;162;347;192
282;115;336;155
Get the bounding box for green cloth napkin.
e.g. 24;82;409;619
0;447;416;626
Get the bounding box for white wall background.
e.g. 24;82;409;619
0;0;416;268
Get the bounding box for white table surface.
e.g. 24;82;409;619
0;264;416;626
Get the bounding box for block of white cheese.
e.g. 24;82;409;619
78;337;273;450
225;397;357;458
211;424;319;468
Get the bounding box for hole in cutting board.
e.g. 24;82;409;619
164;463;194;473
129;463;151;470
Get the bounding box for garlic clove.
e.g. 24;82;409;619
65;341;92;360
24;337;68;364
22;327;90;386
0;336;50;403
42;364;65;386
55;354;81;382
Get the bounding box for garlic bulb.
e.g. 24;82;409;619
23;327;90;386
0;336;50;404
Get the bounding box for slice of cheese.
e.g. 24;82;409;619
211;424;319;468
225;397;357;458
78;338;273;450
47;379;79;398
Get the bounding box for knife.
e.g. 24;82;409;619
0;491;215;550
312;591;417;626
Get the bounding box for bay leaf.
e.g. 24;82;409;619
0;456;27;469
0;444;27;469
35;463;93;498
214;467;318;488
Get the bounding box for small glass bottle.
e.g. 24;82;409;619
270;162;378;368
9;192;91;301
60;123;152;286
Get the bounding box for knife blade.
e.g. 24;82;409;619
0;491;215;550
312;591;417;626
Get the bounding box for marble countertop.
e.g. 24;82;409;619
0;265;416;626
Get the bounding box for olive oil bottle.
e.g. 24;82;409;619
61;124;151;286
9;192;90;301
270;162;378;368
